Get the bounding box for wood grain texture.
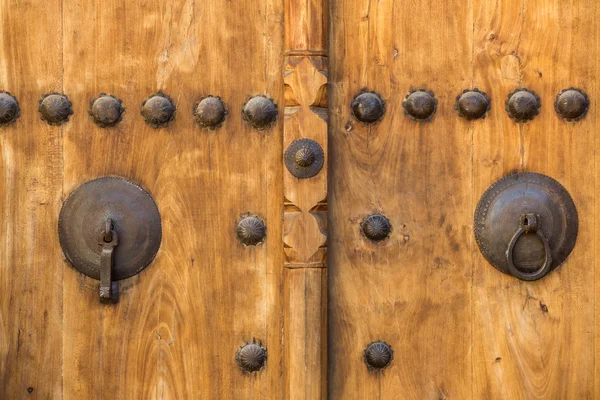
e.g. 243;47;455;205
60;0;284;399
472;0;597;398
0;0;64;398
328;0;474;398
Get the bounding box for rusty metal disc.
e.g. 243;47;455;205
474;172;577;280
58;177;162;281
284;138;324;179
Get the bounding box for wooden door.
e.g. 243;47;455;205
0;1;287;398
329;0;597;399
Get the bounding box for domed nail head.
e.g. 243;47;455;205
361;214;391;242
505;88;541;123
89;93;125;127
236;214;266;246
236;340;267;373
555;88;589;122
39;93;73;125
351;91;386;124
284;138;325;179
242;95;278;130
194;95;227;129
364;341;393;371
0;91;20;126
403;90;437;122
141;92;176;128
455;88;491;120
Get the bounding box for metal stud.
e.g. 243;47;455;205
284;138;324;179
364;341;393;371
403;90;437;122
39;93;73;125
455;89;491;120
242;95;278;129
236;214;266;246
555;88;589;122
0;91;20;126
236;339;267;373
89;94;125;127
194;95;227;129
361;214;391;242
141;92;176;128
351;90;385;124
505;88;541;123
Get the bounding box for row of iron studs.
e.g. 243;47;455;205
352;87;589;123
0;91;279;129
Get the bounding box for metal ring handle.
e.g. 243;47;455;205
505;213;552;281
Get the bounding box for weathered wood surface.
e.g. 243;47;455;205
329;0;597;399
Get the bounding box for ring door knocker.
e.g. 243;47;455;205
474;172;578;281
58;177;162;303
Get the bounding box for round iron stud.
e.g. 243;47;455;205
351;91;385;124
555;88;589;122
284;138;324;179
89;94;125;127
194;96;227;129
236;340;267;373
455;89;491;120
361;214;391;242
403;90;437;122
0;91;20;126
505;88;541;123
141;93;176;128
39;93;73;125
236;214;266;246
364;341;393;371
242;95;278;129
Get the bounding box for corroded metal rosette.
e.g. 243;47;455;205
0;91;20;126
284;138;324;179
351;90;386;124
194;95;227;129
454;88;491;120
505;88;541;123
242;95;278;130
141;92;176;128
89;93;125;127
554;87;589;122
236;214;266;246
39;93;73;125
474;172;578;281
236;339;267;373
361;214;391;242
364;341;393;371
402;89;437;122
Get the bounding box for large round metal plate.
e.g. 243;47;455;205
58;177;162;281
474;172;578;278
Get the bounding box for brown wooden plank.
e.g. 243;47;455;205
328;0;474;397
0;0;64;398
61;1;284;398
472;0;596;398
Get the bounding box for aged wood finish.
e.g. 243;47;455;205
329;0;598;399
283;0;328;397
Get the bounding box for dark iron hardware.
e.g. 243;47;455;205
361;214;391;242
351;90;385;124
505;88;540;122
141;92;176;128
236;214;266;246
242;95;278;129
555;88;589;122
89;94;125;127
0;91;20;126
194;95;227;129
474;172;578;281
58;177;162;303
39;93;73;125
455;88;491;120
403;89;437;122
284;138;324;179
364;341;393;371
236;339;267;373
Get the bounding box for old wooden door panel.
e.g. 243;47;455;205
0;1;64;398
329;0;474;397
329;0;598;399
1;0;285;398
472;0;596;398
